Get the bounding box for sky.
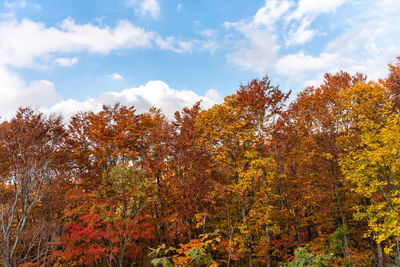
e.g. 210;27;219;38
0;0;399;119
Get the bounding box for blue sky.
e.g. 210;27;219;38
0;0;399;118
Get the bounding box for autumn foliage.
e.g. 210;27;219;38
1;57;400;266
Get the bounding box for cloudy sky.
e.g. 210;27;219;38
0;0;399;119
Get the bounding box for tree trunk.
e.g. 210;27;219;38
377;241;384;267
3;256;12;267
265;193;271;267
334;183;352;257
369;233;379;267
396;237;400;264
227;232;233;267
329;167;353;263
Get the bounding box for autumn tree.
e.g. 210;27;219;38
163;102;216;244
383;56;400;108
0;57;399;266
67;104;148;191
55;165;154;266
339;81;400;266
0;108;67;267
279;72;367;262
194;76;290;266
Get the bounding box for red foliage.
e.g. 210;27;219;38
54;206;154;265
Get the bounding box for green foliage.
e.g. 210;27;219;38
328;226;348;255
148;244;176;267
285;247;333;267
186;247;213;265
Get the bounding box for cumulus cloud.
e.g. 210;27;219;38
54;57;78;67
107;73;123;80
276;52;339;78
0;67;60;119
281;1;400;82
0;17;149;118
0;16;200;69
226;0;400;86
44;81;221;119
0;15;213;117
140;0;160;19
225;0;349;74
0;18;155;68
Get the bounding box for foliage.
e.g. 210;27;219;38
149;231;220;266
1;57;400;266
149;244;176;267
285;247;333;267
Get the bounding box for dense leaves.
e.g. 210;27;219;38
1;58;400;266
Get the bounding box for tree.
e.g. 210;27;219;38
339;82;400;266
281;72;366;262
164;102;216;243
194;76;290;266
382;56;400;108
67;104;147;191
55;165;154;266
0;108;67;267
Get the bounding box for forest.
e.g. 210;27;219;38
0;57;400;267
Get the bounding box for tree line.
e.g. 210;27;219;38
0;57;400;266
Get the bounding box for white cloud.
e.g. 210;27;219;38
0;17;201;69
205;89;221;102
226;0;400;87
0;66;60;119
177;3;182;11
253;0;293;27
107;73;123;80
285;0;348;22
127;0;160;19
59;18;154;53
225;0;293;74
279;1;400;82
198;40;219;54
0;17;155;68
32;3;41;10
154;36;193;54
54;57;78;67
0;15;212;119
225;19;279;74
276;51;339;78
0;16;156;119
225;0;350;74
282;0;348;48
227;27;279;74
139;0;160;19
285;18;315;46
196;29;219;54
200;29;216;38
303;79;322;88
4;1;41;10
4;1;26;9
45;81;221;119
